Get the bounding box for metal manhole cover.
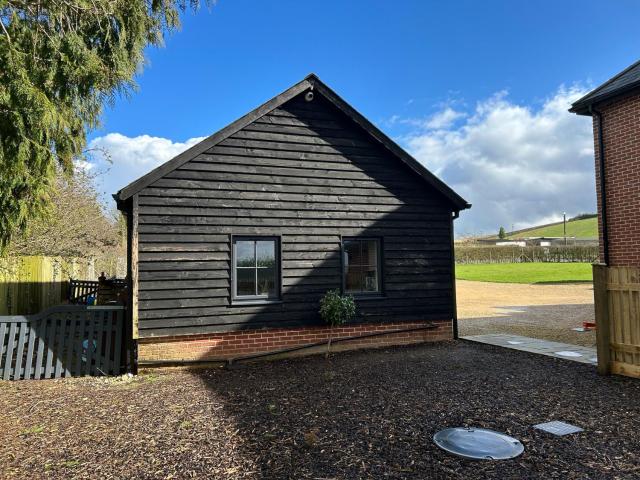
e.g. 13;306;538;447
434;427;524;460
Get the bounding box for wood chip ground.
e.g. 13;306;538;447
1;341;639;479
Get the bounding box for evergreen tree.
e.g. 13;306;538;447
498;226;506;239
0;0;205;249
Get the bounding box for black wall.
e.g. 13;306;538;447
134;94;456;337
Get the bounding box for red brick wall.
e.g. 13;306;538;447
138;320;452;363
592;93;640;267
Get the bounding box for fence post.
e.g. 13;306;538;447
593;263;611;375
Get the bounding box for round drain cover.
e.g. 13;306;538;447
433;427;524;460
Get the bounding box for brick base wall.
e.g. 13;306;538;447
138;320;452;364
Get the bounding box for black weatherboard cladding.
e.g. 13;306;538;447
134;93;457;338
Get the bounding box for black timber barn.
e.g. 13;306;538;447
115;75;470;364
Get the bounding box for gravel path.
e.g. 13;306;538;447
1;341;639;479
457;280;596;347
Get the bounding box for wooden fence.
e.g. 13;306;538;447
0;305;127;380
0;256;126;315
68;280;100;304
593;264;640;379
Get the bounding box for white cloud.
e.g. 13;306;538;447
423;107;466;130
399;86;596;237
87;133;206;197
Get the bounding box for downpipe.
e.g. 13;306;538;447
590;105;610;266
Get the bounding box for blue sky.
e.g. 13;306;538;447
88;0;640;236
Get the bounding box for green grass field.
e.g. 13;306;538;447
456;262;593;284
506;217;597;239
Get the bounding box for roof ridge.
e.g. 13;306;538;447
115;75;470;211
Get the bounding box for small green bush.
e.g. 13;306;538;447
319;289;356;327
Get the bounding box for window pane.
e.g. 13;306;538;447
345;266;364;292
236;241;255;267
236;268;255;296
363;266;378;292
363;240;378;267
257;268;276;296
256;241;276;268
343;238;381;294
343;240;361;267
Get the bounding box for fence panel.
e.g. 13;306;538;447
0;256;126;315
0;305;126;380
593;264;640;378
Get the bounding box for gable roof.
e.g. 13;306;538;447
570;60;640;115
115;74;471;211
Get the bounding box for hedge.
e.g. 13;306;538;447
455;245;599;264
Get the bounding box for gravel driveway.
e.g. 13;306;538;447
457;280;596;347
1;341;639;479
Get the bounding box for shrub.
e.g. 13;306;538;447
319;289;356;327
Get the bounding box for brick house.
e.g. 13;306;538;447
571;61;640;378
114;75;470;365
570;60;640;267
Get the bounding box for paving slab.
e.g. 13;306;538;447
462;334;598;365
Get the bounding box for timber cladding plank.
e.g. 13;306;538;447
136;205;446;222
218;137;377;156
139;279;229;291
140;188;426;207
138;216;446;230
138;195;436;213
165;168;425;193
150;177;427;199
190;152;398;173
207;144;388;163
135;91;456;338
137;225;446;236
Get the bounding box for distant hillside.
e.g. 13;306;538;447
505;216;598;239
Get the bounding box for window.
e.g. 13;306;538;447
342;238;381;295
232;237;280;302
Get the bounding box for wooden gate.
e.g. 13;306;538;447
593;264;640;378
0;305;127;380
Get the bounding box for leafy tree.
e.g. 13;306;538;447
8;170;124;258
319;289;356;357
0;0;204;250
498;226;506;239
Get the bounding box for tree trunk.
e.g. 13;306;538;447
326;326;334;359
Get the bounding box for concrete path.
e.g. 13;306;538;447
462;333;598;365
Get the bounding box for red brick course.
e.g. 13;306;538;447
138;320;452;363
592;93;640;267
